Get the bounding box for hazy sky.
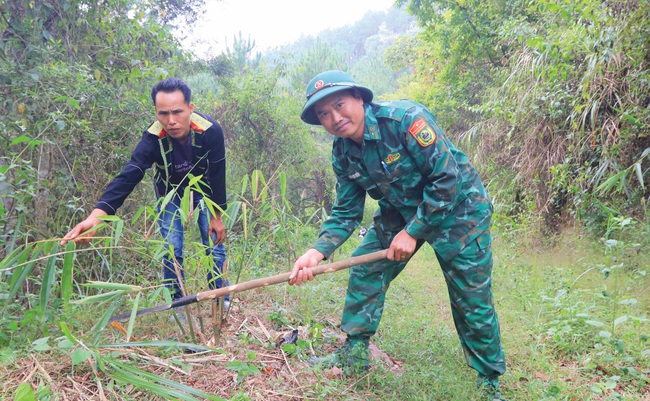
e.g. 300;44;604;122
183;0;397;57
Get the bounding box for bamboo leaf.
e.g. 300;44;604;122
259;171;268;202
181;188;191;222
280;171;287;202
8;259;38;300
0;243;31;271
8;245;41;300
59;321;79;345
72;290;126;305
224;201;241;231
61;242;75;304
97;215;121;222
251;170;259;199
131;205;147;224
126;292;141;342
187;174;203;187
109;369;202;401
641;147;650;159
40;242;59;314
92;301;122;346
108;360;225;400
596;170;627;193
113;218;124;248
243;203;248;241
83;281;142;291
8;215;23;254
240;174;248;195
634;162;644;190
99;340;225;353
160;191;176;210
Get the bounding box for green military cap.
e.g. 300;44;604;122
300;70;373;125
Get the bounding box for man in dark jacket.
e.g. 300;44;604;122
289;71;506;400
62;78;230;308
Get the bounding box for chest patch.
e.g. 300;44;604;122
408;117;436;147
348;172;362;180
384;152;401;164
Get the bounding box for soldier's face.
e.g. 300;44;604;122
155;90;194;142
314;91;365;143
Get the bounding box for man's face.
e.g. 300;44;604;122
154;90;194;142
314;91;365;143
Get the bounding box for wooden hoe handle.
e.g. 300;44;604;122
109;249;388;322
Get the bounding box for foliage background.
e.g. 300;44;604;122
0;1;648;400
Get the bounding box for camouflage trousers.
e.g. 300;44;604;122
342;224;506;378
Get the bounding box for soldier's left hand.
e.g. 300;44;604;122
388;230;416;262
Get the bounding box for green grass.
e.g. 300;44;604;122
276;228;649;400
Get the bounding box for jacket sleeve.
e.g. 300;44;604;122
205;121;227;211
311;159;366;259
401;110;465;240
94;132;157;215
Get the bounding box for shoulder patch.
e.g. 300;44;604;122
147;121;166;138
190;113;213;133
408;117;436;147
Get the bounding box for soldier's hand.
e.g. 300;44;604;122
387;230;416;262
289;249;324;285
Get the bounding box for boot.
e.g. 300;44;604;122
308;336;370;372
477;374;507;401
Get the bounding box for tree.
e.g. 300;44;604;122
0;0;188;246
395;0;650;231
287;38;348;91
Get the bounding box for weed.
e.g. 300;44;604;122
225;352;261;384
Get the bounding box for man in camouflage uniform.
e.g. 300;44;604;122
289;71;506;400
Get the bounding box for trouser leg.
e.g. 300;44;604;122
196;197;229;301
340;226;409;338
438;228;506;378
157;196;185;300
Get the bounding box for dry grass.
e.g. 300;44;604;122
1;286;402;401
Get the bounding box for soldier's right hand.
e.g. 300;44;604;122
289;249;324;286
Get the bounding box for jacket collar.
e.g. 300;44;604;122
146;112;213;138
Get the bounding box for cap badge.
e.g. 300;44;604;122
314;80;325;90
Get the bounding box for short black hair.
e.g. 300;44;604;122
151;78;192;105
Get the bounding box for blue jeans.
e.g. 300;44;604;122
157;192;229;301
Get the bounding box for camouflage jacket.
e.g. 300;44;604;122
312;101;492;261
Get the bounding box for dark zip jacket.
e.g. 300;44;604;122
95;111;227;215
